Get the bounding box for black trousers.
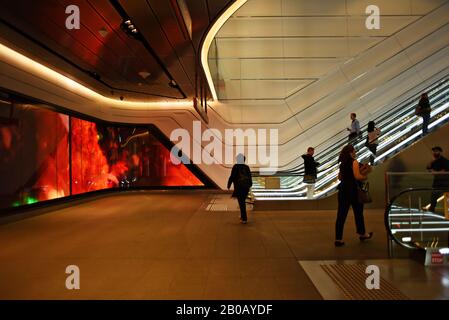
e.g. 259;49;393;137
430;191;440;211
367;144;377;165
430;181;449;211
237;195;247;222
348;132;358;143
422;113;430;135
335;189;366;240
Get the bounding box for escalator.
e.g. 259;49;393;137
385;186;449;265
252;73;449;201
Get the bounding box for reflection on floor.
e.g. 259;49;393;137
0;191;446;300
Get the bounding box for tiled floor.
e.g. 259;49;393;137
0;191;437;300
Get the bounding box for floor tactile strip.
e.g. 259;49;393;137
320;264;409;300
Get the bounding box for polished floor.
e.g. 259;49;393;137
0;191;444;300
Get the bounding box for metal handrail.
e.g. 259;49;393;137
252;77;449;197
254;75;449;176
385;187;449;251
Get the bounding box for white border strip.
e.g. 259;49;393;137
200;0;248;101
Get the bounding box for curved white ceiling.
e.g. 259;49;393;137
207;0;446;102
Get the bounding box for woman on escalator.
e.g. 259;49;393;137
334;145;373;247
366;121;381;165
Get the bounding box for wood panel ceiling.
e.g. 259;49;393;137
0;0;234;102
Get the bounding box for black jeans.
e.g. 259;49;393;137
430;191;440;211
422;113;430;135
335;189;366;240
237;196;247;221
430;181;449;211
348;132;358;143
367;144;377;165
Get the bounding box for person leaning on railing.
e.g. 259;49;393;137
426;146;449;212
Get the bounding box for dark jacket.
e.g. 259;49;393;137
427;156;449;187
227;164;252;198
302;154;319;178
338;159;358;194
417;97;431;116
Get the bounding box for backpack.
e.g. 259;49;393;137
237;166;252;189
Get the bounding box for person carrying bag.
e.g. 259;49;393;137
334;145;373;247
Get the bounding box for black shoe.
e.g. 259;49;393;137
359;232;373;241
334;240;345;247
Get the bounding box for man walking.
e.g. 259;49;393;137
227;154;253;224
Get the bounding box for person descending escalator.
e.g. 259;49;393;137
426;146;449;212
415;92;431;135
227;154;253;224
302;147;319;199
365;121;381;166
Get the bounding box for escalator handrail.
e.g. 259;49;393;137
253;81;449;190
252;76;449;176
276;83;448;175
384;187;448;250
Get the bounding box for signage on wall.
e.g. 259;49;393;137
424;248;449;266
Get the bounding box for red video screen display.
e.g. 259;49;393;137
0;104;69;208
0;103;203;210
70;117;203;195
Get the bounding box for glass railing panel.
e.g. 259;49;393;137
385;173;449;253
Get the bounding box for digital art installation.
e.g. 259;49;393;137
0;103;203;210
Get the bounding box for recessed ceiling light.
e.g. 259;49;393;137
98;27;109;38
138;71;151;79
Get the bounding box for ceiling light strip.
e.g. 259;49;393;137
0;42;192;108
200;0;248;101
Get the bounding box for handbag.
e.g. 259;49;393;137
415;105;422;116
357;182;372;204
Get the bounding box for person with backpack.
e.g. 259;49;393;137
227;154;253;224
302;147;319;199
366;121;381;165
415;92;431;135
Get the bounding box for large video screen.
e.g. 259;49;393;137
0;104;69;209
0;102;204;210
70;117;203;195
